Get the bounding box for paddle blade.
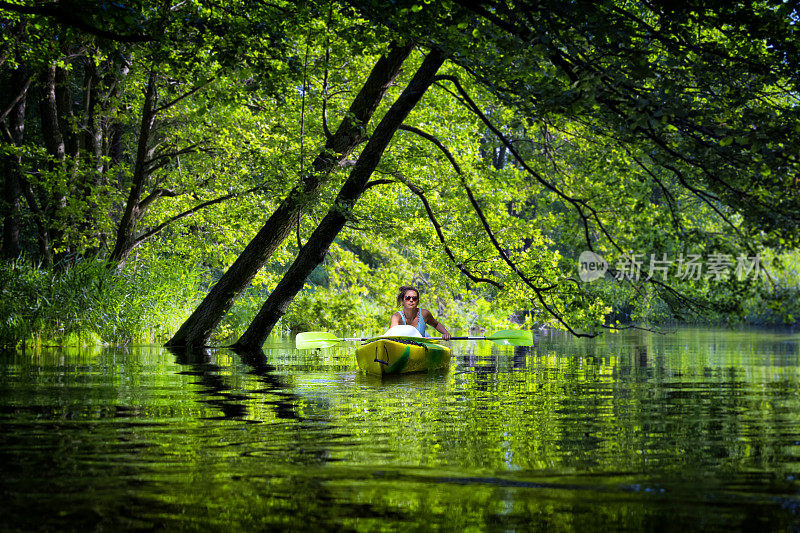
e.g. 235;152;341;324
295;331;342;350
486;329;534;347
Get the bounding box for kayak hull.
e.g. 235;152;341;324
355;338;451;375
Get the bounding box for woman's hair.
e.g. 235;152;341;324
396;285;420;306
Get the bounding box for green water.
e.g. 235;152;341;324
1;328;799;531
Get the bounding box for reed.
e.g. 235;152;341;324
0;256;205;347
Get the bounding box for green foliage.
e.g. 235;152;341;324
2;0;799;345
0;257;106;346
0;257;204;347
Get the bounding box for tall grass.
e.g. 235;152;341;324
0;256;205;347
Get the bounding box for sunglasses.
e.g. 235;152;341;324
404;295;418;301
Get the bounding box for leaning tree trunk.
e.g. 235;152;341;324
165;41;413;350
232;47;447;352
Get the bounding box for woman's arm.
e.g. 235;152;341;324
423;309;451;340
389;312;400;328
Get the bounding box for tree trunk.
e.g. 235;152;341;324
39;64;66;162
35;63;71;265
1;67;29;260
76;56;107;254
82;56;105;182
165;41;413;350
0;154;21;260
232;47;446;352
10;77;52;266
108;71;157;267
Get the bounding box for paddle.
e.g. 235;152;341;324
429;329;534;346
295;329;533;350
295;331;418;350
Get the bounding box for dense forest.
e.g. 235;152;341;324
1;0;799;349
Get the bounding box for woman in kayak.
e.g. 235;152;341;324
389;285;451;340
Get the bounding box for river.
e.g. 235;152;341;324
1;327;798;530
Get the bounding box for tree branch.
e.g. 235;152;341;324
398;124;462;172
138;188;178;213
405;180;504;288
153;79;213;115
132;186;260;248
0;74;31;122
321;3;334;142
145;142;205;172
433;75;621;257
626;150;683;235
396;121;598;335
363;178;396;190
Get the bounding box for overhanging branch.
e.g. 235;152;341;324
397;121;598;336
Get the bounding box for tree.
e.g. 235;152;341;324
3;1;798;348
1;0;301;267
232;47;446;351
330;0;800;331
165;40;414;349
0;63;29;260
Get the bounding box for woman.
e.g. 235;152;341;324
389;285;451;340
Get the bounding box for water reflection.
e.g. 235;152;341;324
169;347;299;421
1;328;799;530
172;348;250;420
458;344;534;394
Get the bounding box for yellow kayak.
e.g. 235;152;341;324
355;337;451;375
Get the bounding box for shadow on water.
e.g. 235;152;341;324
166;346;300;422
